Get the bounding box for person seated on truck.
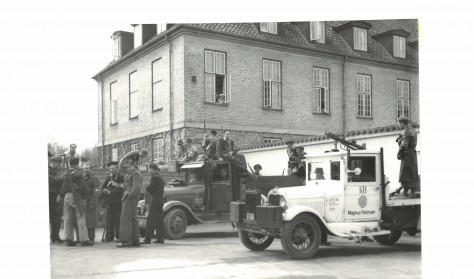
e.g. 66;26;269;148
253;164;262;176
291;146;306;181
315;167;325;180
216;131;250;176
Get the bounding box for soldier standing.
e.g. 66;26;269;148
100;161;125;242
49;155;64;243
142;163;166;244
83;163;101;244
117;160;143;248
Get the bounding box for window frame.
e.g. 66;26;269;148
204;49;230;104
397;79;410;120
310;21;325;43
393;35;406;58
263;137;282;144
152;138;164;162
111;147;118;162
260;22;278;34
152;58;163;112
312;67;330;114
356;74;372;118
354;27;368;51
129;70;138;119
157;23;167;35
262;59;282;110
110;81;118;125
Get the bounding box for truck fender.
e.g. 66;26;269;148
163;201;204;225
283;205;339;237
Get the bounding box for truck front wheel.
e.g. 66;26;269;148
238;230;274;251
280;214;321;260
164;208;188;239
373;229;402;246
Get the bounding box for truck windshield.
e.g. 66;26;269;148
309;160;340;181
186;168;205;183
347;156;376;182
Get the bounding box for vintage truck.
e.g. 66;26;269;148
137;158;302;239
230;135;421;260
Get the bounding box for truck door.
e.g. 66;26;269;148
208;162;233;212
344;155;382;222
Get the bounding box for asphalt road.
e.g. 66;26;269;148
50;223;421;279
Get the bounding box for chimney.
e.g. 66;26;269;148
111;31;134;60
132;24;157;48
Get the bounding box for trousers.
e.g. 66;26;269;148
106;202;122;240
145;197;165;241
119;197;140;243
49;194;62;241
63;193;88;242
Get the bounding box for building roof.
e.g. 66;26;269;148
93;19;418;79
239;123;420;151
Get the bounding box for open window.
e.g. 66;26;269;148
212;163;232;181
185;166;205;183
347;156;376;182
205;50;231;104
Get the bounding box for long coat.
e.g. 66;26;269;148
84;174;101;228
120;169;143;243
398;125;419;185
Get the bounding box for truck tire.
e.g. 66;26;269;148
373;229;402;246
164;208;187;239
280;214;321;260
238;230;274;251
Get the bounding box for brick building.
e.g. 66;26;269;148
92;20;419;168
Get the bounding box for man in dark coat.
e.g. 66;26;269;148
216;130;248;174
61;157;91;246
83;163;101;244
100;161;125;242
49;155;64;243
117;161;143;248
141;163;166;244
390;116;419;198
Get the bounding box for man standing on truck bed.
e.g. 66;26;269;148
216;130;248;175
142;163;166;244
390;116;419;198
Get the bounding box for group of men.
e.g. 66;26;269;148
48;146;167;248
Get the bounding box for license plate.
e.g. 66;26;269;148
246;213;255;220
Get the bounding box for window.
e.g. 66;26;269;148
397;80;410;119
134;24;142;48
310;21;325;43
393;35;406;58
263;137;281;144
110;81;118;124
129;71;138;118
347;156;376;182
152;138;164;161
205;50;231;103
263;60;282;109
152;59;163;110
313;67;330;113
112;36;120;60
260;22;278;34
357;74;372;117
354;27;368;51
131;143;138;151
111;147;118;162
157;24;167;34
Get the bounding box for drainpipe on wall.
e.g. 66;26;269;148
342;56;347;137
166;34;174;161
99;76;105;169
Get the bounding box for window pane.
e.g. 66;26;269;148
269;22;277;34
272;61;280;82
357;75;362;92
152;60;159;82
130;72;137;92
263;80;271;107
324;89;329;113
205;51;215;73
322;69;329;88
263;60;271;80
216;52;225;75
205;74;216;102
314;88;321;112
313;68;320;87
260;22;268;32
358;94;363;116
130;92;138;117
272;82;281;109
404;81;409;98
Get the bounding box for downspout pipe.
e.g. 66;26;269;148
166;34;174;160
99;75;105;169
342;56;347;137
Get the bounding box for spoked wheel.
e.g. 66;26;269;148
164;208;188;239
238;230;274;251
280;214;321;260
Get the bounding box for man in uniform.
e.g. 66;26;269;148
390;116;419;198
203;131;219;160
83;163;101;244
62;143;80;168
184;138;198;162
61;157;91;246
216;131;248;174
100;161;125;242
49;155;64;243
141;163;166;244
117;160;143;248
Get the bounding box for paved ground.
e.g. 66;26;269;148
50;223;421;279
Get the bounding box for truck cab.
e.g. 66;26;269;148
230;148;421;260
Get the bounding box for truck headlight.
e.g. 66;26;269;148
279;195;287;210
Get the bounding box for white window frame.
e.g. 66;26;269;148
354;27;368;51
313;67;330;113
357;74;372;117
134;24;142;48
111;147;118;162
153;138;164;161
260;22;278;34
110;81;118;125
157;23;167;34
129;71;138;118
393;35;406;58
130;143;138;151
204;50;231;103
263;137;282;144
263;59;282;110
397;80;410;119
152;59;163;111
310;21;325;43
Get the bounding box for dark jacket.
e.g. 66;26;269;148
61;167;87;199
48;167;63;196
146;172;166;202
101;173;125;205
216;138;235;159
205;137;219;159
398;125;419;183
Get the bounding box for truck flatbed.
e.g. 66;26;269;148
386;198;421;207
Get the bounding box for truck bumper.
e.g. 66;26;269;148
230;201;284;236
